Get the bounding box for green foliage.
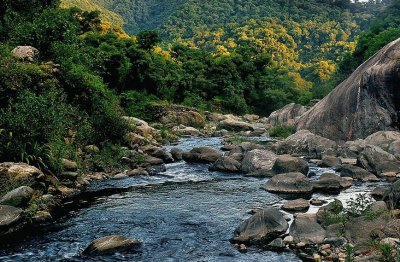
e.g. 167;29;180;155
344;243;355;262
269;125;295;138
344;193;374;218
120;90;159;120
136;30;161;50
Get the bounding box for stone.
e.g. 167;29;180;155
357;145;400;175
209;156;241;173
170;148;184;161
267;238;285;251
0;186;34;207
364;131;400;149
313;173;352;194
241;149;277;173
143;155;164;166
369;201;388;214
126;168;149;176
0;205;23;228
243;114;260;122
281;199;310;212
172;125;203;137
0;162;43;182
85;145;100;153
310;199;328;206
113;173;128;179
61;159;78;171
145;147;174;163
182;147;223;163
290;213;326;244
267;103;306;126
11;46;39;61
217;119;254;132
272;156;309;175
389;140;400;159
263;172;313;197
83;235;142;256
340;164;379;182
274;130;337;159
283;235;294;244
151;105;205;128
59;171;79;180
371;187;386;200
320;156;342;168
244;169;275;178
205;112;226;122
232;207;288;244
33;211;52;223
383;180;400;209
295;38;400;141
344;217;387;245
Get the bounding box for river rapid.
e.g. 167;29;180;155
0;137;386;262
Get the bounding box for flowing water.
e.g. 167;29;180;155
0;137;387;262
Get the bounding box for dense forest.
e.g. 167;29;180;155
0;0;399;173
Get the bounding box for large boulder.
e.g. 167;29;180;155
388;140;400;159
344;217;387;245
272;156;309;175
313;173;352;194
274;130;336;159
267;103;307;126
182;147;223;163
209;156;241;173
151;105;205;127
357;145;400;175
383;180;400;209
217;118;254;132
263;172;313;197
241;149;277;173
290;213;326;244
0;205;23;229
0;162;43;181
340;164;379;182
227;142;264;162
11;46;39;61
295;38;400;141
0;186;34;207
232;207;288;244
364;131;400;149
282;199;310;212
83;235;142;256
123;116;159;139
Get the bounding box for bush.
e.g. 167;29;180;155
120;90;159;120
269;125;295;138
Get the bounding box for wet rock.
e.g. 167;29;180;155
313;173;352;194
267;238;285;251
232;207;288;244
113;173;129;180
12;46;39;61
244;169;275;178
371;187;386;200
83;235;142;256
357;145;400;175
0;205;23;229
0;186;34;207
33;211;52;223
316;199;343;224
267;103;306;126
217;119;254;132
143;155;164;166
182;147;223;163
274;130;336;159
146;165;166;175
272;156;309;175
340;164;379;182
282;199;310;212
263;172;313;197
145;147;174;163
59;171;79;180
241;149;277;173
209;156;241;173
290;213;326;244
126;168;149;176
320;156;341;168
170;148;184;161
295;39;400;141
310;199;328;206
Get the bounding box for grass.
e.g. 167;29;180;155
268;125;294;138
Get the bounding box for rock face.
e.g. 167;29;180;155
83;235;142;256
182;147;223;163
241;149;277;173
12;46;39;61
209;156;241;173
290;214;326;244
0;186;34;207
267;103;307;126
272;156;309;175
233;208;288;244
295;38;400;141
274;130;336;159
0;205;23;228
263;172;313;196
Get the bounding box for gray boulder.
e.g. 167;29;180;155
364;131;400;150
241;149;277;173
272;156;309;175
170;148;184;161
263;172;313;196
233;207;288;244
295;38;400;141
267;103;306;126
182;147;223;163
11;46;39;61
217;119;254;132
383;179;400;209
0;186;34;207
316;199;343;225
209;156;241;173
0;205;23;228
290;213;326;244
313;173;352;194
274;130;336;159
83;235;142;256
282;198;310;212
340;164;379;182
357;145;400;175
388;140;400;159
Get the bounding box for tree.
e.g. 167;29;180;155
136;30;161;50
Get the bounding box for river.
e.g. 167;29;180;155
0;137;385;262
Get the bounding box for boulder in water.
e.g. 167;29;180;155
83;235;142;256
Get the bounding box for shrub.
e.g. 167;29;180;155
269;125;295;138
